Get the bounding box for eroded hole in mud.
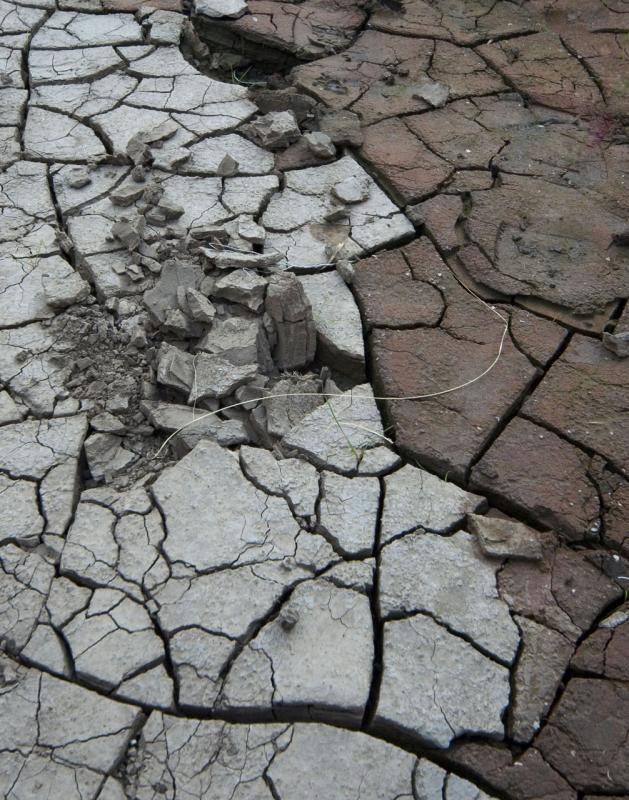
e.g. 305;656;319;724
184;15;301;87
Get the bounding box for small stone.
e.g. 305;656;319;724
126;136;151;166
216;154;239;176
303;132;336;159
336;259;355;284
111;216;144;251
142;400;248;452
188;354;258;402
91;412;127;435
109;183;144;207
195;0;248;19
248;111;301;151
65;166;91;189
412;80;450;108
156;196;184;221
196;316;270;368
163;308;192;335
279;607;299;630
332;176;370;204
138;120;179;146
602;331;629;358
264;375;324;439
146;9;184;46
204;249;283;271
152;147;191;171
131;165;146;182
467;514;544;561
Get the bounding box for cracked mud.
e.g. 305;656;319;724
0;0;628;797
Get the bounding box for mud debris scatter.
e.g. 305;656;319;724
0;0;628;797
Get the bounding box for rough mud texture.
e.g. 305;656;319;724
0;0;627;797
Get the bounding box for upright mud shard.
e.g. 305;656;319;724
0;0;628;797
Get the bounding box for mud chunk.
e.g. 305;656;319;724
213;269;268;312
299;271;365;380
42;267;90;309
319;109;363;147
237;216;265;245
195;0;247;18
265;272;316;370
65;166;91;189
332;176;370;204
467;514;544;561
603;331;629;358
111;216;144;251
263;375;323;439
303;132;336;159
247;111;301;151
412;79;449;107
185;288;216;323
109;183;144;207
206;249;283;271
196;316;271;369
84;432;138;481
